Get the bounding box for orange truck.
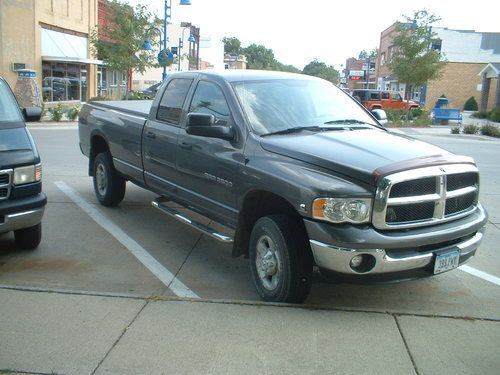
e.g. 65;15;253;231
352;89;420;111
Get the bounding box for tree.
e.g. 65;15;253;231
272;61;302;74
302;59;339;84
243;44;276;70
388;10;446;100
90;0;156;93
222;37;242;54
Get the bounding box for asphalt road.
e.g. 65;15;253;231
1;123;499;374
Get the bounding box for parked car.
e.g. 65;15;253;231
0;77;46;249
352;89;419;111
142;81;162;99
78;71;486;303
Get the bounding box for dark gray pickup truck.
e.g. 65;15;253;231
78;70;487;303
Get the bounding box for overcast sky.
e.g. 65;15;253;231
128;0;500;70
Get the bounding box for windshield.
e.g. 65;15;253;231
0;79;24;126
232;78;378;135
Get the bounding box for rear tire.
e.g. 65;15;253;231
93;152;126;206
14;223;41;250
249;215;313;303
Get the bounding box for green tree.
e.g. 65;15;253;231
222;37;242;54
388;10;446;100
243;44;276;70
90;0;156;92
302;59;339;83
272;61;302;73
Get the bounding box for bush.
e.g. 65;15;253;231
463;97;479;111
410;107;423;118
489;107;500;123
47;103;65;121
472;111;489;119
462;125;479;134
413;111;431;126
480;124;500;137
385;109;407;125
123;91;149;100
66;105;81;121
450;127;460;134
88;95;109;102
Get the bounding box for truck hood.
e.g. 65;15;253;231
260;128;468;185
0;127;35;169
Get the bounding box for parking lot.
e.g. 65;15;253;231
1;123;499;374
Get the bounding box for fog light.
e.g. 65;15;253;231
350;255;364;268
349;254;376;273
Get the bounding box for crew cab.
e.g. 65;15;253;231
0;77;45;249
352;89;420;111
78;71;487;303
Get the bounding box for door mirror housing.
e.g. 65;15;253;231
371;109;388;127
23;107;42;122
186;113;235;141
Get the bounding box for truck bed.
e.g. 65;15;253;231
90;100;153;118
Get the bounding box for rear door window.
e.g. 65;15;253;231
156;78;193;125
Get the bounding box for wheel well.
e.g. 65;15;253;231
371;105;382;110
89;135;109;176
232;190;308;258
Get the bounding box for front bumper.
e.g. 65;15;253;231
304;204;488;276
0;193;46;233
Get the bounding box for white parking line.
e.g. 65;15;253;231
54;181;199;299
459;265;500;286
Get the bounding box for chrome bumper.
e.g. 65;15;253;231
310;229;485;275
0;207;45;233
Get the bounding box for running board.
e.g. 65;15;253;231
152;197;234;244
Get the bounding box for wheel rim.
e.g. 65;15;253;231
255;235;281;291
95;163;107;196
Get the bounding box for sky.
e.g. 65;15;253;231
128;0;500;70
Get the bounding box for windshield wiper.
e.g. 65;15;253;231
262;126;325;136
323;119;371;125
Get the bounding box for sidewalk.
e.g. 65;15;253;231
1;287;499;375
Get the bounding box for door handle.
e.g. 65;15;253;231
179;142;192;150
146;131;156;139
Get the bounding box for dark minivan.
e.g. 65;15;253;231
0;77;46;249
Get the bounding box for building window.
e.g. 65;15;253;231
431;39;442;51
42;61;83;102
380;53;386;66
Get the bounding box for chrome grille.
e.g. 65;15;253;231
373;164;479;229
0;169;13;201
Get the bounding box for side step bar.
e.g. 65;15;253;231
152;197;234;244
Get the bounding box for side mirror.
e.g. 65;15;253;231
371;109;388;127
23;107;42;122
186;113;235;141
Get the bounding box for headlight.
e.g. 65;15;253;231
13;164;42;185
312;197;372;224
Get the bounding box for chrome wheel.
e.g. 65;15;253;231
255;235;282;291
95;163;107;196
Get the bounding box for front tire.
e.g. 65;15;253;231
93;152;126;206
249;215;313;303
14;223;41;250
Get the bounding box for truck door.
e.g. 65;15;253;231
142;78;193;196
175;80;242;226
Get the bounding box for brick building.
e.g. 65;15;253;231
375;24;500;110
344;57;376;91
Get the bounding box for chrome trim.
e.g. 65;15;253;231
0;207;45;233
309;230;484;275
152;198;234;244
373;164;479;230
0;169;13;201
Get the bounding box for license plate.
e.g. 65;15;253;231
434;250;460;274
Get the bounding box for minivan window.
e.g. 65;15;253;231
0;79;24;126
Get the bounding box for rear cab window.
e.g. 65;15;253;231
156;78;193;125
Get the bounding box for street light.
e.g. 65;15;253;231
143;0;192;80
177;27;195;71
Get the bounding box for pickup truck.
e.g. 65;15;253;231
0;76;45;249
78;70;487;303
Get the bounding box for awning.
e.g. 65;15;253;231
42;56;103;65
478;63;500;78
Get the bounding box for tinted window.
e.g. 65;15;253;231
0;79;24;126
381;92;390;99
189;81;230;126
369;91;380;100
156;78;193;124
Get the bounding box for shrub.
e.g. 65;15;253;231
463;97;478;111
88;95;109;102
123;91;149;100
462;125;479;134
489;107;500;123
480;124;500;137
66;105;81;121
472;111;489;119
413;111;431;126
410;107;423;118
385;109;407;125
450;127;460;134
47;103;65;121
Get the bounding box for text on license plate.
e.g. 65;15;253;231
434;250;460;274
